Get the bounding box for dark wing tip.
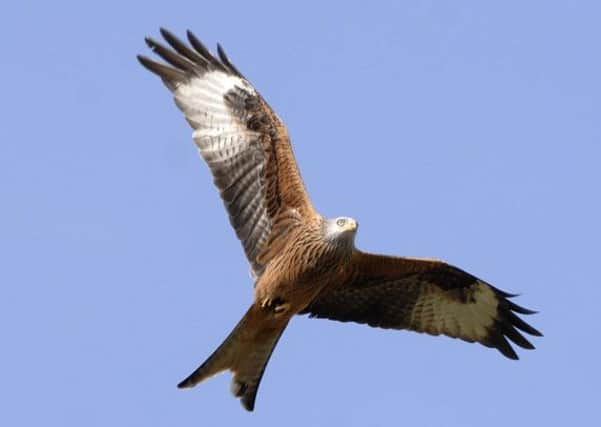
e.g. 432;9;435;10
185;30;228;73
506;299;538;315
489;285;519;299
157;28;185;54
139;29;242;83
495;332;520;360
506;310;543;337
217;43;245;78
136;54;149;67
144;37;170;57
159;26;173;39
487;287;542;358
186;29;210;55
137;54;186;83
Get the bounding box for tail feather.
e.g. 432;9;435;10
178;304;288;411
176;328;237;388
177;309;248;388
229;327;286;411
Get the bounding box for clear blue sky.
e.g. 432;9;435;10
2;1;599;426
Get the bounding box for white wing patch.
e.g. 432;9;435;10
173;71;253;137
410;281;498;341
172;69;261;170
169;69;272;276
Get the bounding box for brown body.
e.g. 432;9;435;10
138;29;542;412
255;217;354;313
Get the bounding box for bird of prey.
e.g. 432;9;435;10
138;29;542;412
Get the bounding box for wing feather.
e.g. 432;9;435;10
138;29;316;277
301;252;542;359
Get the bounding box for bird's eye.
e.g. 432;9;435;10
336;218;346;227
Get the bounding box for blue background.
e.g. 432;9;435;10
2;1;599;426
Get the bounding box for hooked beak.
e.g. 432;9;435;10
344;219;358;232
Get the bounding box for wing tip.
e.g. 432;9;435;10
144;36;158;51
139;28;242;82
136;53;185;84
488;286;542;359
159;26;171;39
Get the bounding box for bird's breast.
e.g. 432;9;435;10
254;241;352;313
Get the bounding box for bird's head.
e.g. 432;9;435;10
324;216;358;246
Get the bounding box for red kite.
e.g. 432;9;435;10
138;29;541;411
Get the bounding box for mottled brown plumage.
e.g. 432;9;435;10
138;29;542;412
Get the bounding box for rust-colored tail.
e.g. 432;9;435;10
177;304;289;411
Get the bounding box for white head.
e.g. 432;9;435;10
323;216;358;246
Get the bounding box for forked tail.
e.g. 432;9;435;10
177;304;288;411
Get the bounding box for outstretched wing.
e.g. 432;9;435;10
138;29;316;277
301;252;542;359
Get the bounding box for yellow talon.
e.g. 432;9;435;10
261;297;289;314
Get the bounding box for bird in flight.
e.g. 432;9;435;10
138;29;542;412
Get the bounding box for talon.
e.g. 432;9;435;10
273;302;290;314
261;297;289;314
